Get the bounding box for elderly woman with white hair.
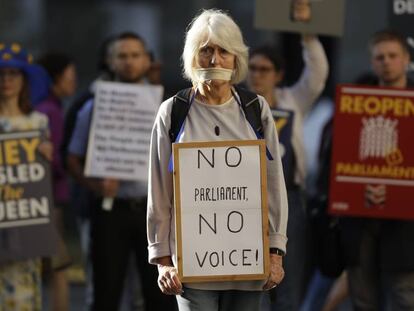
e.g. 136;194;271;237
147;9;288;311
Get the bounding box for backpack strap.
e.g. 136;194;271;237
234;86;264;138
169;88;193;143
233;86;273;160
168;86;273;164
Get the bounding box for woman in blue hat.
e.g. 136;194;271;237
0;42;54;310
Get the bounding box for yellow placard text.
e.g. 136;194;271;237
336;162;414;179
340;95;414;117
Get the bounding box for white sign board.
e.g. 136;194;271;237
85;81;163;181
173;140;269;283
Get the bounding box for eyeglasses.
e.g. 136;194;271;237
248;64;275;74
0;69;23;79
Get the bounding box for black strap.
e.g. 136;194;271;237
169;86;263;141
169;88;193;142
234;86;264;138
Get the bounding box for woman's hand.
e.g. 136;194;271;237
38;141;53;162
292;0;311;22
156;257;183;295
158;265;182;295
100;178;119;197
263;254;285;290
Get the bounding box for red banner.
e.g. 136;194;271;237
329;84;414;220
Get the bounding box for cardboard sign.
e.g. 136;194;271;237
0;131;54;229
173;140;269;283
272;108;295;183
85;81;163;181
255;0;345;37
0;130;57;262
329;85;414;220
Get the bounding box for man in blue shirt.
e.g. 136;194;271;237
67;32;176;311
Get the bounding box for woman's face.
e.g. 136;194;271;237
55;63;77;98
247;54;283;95
196;42;236;81
0;68;24;100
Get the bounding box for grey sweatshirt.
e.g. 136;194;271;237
147;92;288;290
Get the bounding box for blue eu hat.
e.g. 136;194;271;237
0;43;51;104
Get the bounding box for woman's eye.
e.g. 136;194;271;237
200;47;213;55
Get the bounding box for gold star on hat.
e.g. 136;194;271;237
11;43;21;53
2;53;12;60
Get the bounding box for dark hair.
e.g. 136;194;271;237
107;32;148;63
37;52;74;84
369;29;409;54
115;31;147;49
249;45;285;72
19;75;32;114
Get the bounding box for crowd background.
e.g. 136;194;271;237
0;0;400;100
1;0;414;310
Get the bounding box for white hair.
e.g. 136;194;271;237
182;9;249;85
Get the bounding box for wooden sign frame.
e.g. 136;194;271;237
173;140;269;283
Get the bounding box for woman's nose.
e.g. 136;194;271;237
210;49;220;66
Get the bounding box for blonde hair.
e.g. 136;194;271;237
182;9;249;84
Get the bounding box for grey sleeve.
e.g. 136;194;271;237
288;36;329;117
259;96;289;252
147;99;175;264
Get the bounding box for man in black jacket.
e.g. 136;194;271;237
340;29;414;310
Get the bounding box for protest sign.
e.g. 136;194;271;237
0;130;54;229
272;108;294;183
255;0;345;37
329;84;414;220
85;81;163;181
0;130;57;261
173;140;269;282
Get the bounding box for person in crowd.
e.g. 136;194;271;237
146;51;162;85
66;32;176;311
63;35;146;311
339;29;414;310
36;52;77;311
301;114;349;311
246;0;329;309
147;9;288;311
61;35;111;310
0;43;53;310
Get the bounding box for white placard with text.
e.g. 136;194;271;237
173;140;269;283
85;81;163;181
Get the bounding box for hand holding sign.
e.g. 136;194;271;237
157;263;183;295
38;141;53;161
263;254;285;290
291;0;311;22
100;178;119;197
99;179;119;211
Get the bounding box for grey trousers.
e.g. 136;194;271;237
348;222;414;311
176;288;263;311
